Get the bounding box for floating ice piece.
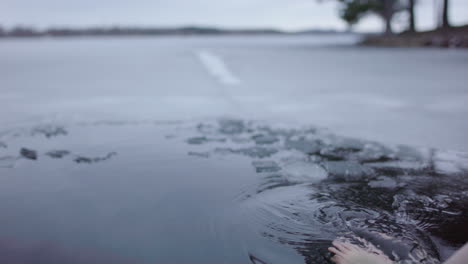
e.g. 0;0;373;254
218;119;245;135
282;160;328;183
45;150;71;159
329;137;365;151
31;125;68;138
432;149;468;174
356;143;396;163
252;160;281;173
395;145;431;162
366;160;427;175
215;146;278;158
252;134;279;145
188;151;210;158
368;176;398;189
230;136;251;144
322;161;374;181
74;152;117;164
285;137;322;154
20;148;37;160
186;136;226;145
196;123;216;134
318;146;358;161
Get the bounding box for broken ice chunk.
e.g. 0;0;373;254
357;143;396;163
186;136;226;145
368;176;398;189
45;150;71;159
432;149;468;174
188;151;210;158
218;119;245;135
74;152;117;164
31;125;68;138
20;148;37;160
282;160;328;183
215;147;278;158
322;161;374;181
252;161;281;173
285;137;322;154
252;134;279;145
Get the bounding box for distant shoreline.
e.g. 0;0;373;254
361;25;468;48
0;26;351;38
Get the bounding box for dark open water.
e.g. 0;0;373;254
0;119;466;263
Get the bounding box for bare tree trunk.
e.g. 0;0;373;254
383;0;394;35
384;17;393;35
408;0;416;32
441;0;450;29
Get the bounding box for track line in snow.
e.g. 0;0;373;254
196;50;241;86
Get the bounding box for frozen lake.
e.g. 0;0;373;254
0;35;467;264
1;35;468;150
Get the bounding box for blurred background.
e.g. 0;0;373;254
1;0;468;150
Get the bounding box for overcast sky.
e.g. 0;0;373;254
1;0;467;32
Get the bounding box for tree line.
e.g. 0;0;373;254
330;0;452;34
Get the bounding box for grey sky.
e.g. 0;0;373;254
1;0;467;32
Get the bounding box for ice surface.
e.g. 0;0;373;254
196;50;241;86
0;156;17;168
1;36;467;150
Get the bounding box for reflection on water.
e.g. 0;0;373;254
0;119;467;263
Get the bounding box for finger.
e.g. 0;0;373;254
332;241;349;253
331;255;346;264
340;242;352;251
328;247;343;257
345;242;360;252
